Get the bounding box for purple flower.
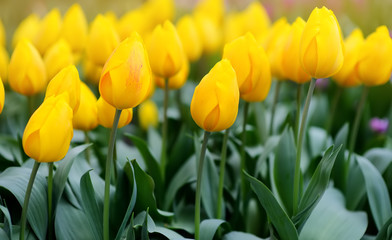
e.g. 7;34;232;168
315;78;329;91
369;117;389;134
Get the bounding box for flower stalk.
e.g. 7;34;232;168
161;78;169;179
217;128;229;219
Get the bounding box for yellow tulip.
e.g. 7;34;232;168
224;13;245;44
83;58;102;85
190;59;239;132
241;2;270;40
0;19;5;47
45;65;81;113
223;32;271;102
281;17;311;84
147;21;183;78
104;11;118;26
143;0;175;28
44;39;74;80
333;28;364;87
0;77;4;114
355;26;392;86
117;9;149;41
194;13;222;55
73;82;98;131
0;46;9;82
194;0;224;25
34;9;62;55
100;32;152;109
97;97;133;128
12;14;40;49
299;7;344;79
86;14;120;66
61;4;88;53
155;51;189;89
176;15;203;62
9;39;47;96
22;93;73;162
138;99;159;130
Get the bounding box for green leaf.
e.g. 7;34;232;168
376;216;392;240
0;134;23;166
0;228;9;240
273;127;296;216
223;231;266;240
255;135;280;177
331;123;349;192
299;188;367;240
134;211;184;239
0;167;47;240
142;209;150;240
245;172;298;240
364;148;392;173
200;219;226;240
307;127;328;159
0;205;12;238
126;213;135;240
201;152;220;219
80;171;103;240
356;155;392;230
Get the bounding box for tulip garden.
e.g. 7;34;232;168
0;0;392;239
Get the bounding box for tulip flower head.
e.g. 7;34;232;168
154;50;189;89
190;59;239;132
0;46;9;82
9;39;47;96
0;77;4;114
12;14;40;49
61;4;88;53
299;7;344;79
97;97;133;128
73;82;98;131
138;99;159;130
176;15;203;62
44;39;74;80
99;32;152;109
23;93;73;162
34;9;62;55
223;32;271;102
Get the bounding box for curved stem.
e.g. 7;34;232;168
240;102;250;207
195;131;210;240
269;81;281;136
47;162;54;240
293;78;316;215
20;161;41;240
103;109;122;240
161;78;169;180
295;85;303;143
217;128;230;219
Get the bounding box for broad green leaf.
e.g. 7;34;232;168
364;148;392;173
134;211;184;239
307;127;328;159
200;219;226;240
223;231;266;240
273;127;295;216
0;167;47;240
0;134;23;166
201;152;220;219
331;123;349;192
0;228;8;240
80;171;103;240
356;155;392;230
299;188;367;240
245;172;298;240
255;135;280;176
375;216;392;240
0;205;12;238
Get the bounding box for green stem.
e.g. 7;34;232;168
217;128;229;219
269;81;281;136
20;161;41;240
161;78;169;180
293;78;316;215
295;84;303;142
84;131;91;164
324;87;343;147
47;162;54;240
176;88;185;122
240;102;250;206
103;109;122;240
195;131;210;240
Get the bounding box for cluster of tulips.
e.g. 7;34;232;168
0;0;391;239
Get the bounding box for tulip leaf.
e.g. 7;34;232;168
245;171;298;240
364;148;392;173
200;219;227;240
142;209;150;240
0;167;48;240
0;228;8;240
331;123;349;192
0;134;23;166
356;155;392;230
80;170;103;240
126;213;135;240
375;216;392;240
223;231;265;240
299;188;367;240
254;135;280;177
0;205;12;239
201;152;220;219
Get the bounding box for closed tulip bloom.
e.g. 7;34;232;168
22;94;73;162
0;19;5;46
87;14;120;66
12;14;40;49
45;65;81;113
9;39;47;96
176;15;203;62
34;9;62;55
190;59;239;132
44;39;74;80
223;32;271;102
73;82;98;131
0;46;9;82
147;21;183;78
355;26;392;86
61;4;88;53
138;99;159;130
281;17;311;84
100;32;152;109
0;77;4;114
83;58;102;85
97;97;133;128
333;29;364;87
155;51;189;89
299;7;344;79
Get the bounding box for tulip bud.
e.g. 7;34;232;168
34;9;62;55
73;82;98;131
155;51;189;89
147;21;183;78
0;19;5;47
83;58;102;85
176;15;203;62
223;32;271;102
0;77;4;114
99;32;152;109
0;46;9;82
45;65;81;113
86;14;120;66
9;39;47;96
138;99;159;130
23;94;73;162
299;7;344;79
194;13;222;55
190;59;239;132
281;17;311;84
44;39;74;80
12;14;40;49
355;26;392;86
333;29;364;87
61;4;88;53
97;97;133;128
